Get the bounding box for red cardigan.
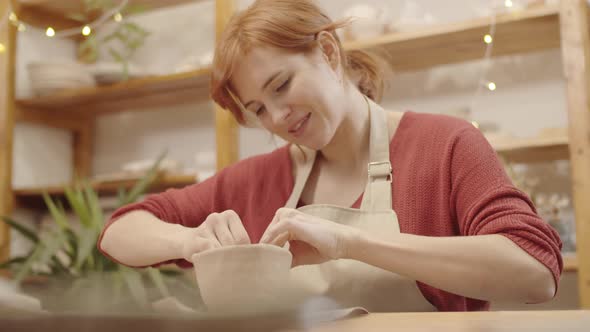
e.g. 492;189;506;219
98;111;563;311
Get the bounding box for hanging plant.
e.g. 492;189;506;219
71;0;151;80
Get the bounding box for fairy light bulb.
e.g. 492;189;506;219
46;27;56;37
0;43;5;53
8;12;17;23
114;12;123;22
82;25;92;36
505;0;513;8
487;82;497;91
484;34;493;44
18;23;26;32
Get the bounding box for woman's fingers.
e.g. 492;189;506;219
207;210;250;246
225;210;251;245
261;208;302;244
263;215;311;246
182;235;220;261
270;231;290;248
212;213;235;246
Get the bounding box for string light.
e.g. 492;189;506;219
0;0;129;38
0;43;5;53
8;12;17;24
82;25;92;36
469;2;497;111
505;0;514;8
484;34;493;44
487;82;497;91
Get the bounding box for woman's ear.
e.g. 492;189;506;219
316;31;341;72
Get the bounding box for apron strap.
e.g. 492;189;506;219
360;98;393;212
284;97;393;212
285;146;316;209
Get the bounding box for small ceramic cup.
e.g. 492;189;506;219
191;243;293;315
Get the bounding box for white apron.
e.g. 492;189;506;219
284;98;436;312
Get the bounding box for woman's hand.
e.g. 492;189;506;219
260;208;364;266
180;210;251;261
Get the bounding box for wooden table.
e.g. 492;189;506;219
1;310;588;331
305;310;590;332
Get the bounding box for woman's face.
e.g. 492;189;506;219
230;40;347;150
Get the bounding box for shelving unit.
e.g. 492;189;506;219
491;135;569;163
14;173;198;209
1;0;589;308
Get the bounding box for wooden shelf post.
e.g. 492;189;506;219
559;0;590;308
214;0;239;170
0;0;18;262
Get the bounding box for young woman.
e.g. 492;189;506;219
98;0;562;312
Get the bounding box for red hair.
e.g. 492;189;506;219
210;0;386;125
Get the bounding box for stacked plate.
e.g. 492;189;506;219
86;62;147;85
27;62;96;97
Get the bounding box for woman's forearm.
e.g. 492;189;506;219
348;233;556;303
99;210;189;267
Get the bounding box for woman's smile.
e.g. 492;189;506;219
288;112;312;138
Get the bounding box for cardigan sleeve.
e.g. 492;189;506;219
449;124;563;291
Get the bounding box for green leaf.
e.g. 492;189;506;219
117;187;127;206
119;267;148;307
37;230;68;269
84;0;107;11
14;245;44;283
42;193;71;231
63;228;79;264
64;187;92;228
108;48;125;63
83;183;104;230
50;255;70;275
66;13;89;22
123;4;150;15
118;150;167;207
121;61;129;81
0;256;28;270
147;267;169;297
158;268;184;277
111;271;124;304
74;227;99;271
0;216;39;243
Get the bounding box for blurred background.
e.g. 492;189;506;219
0;0;586;314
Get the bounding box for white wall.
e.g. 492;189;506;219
13;28;76;189
87;0;568;176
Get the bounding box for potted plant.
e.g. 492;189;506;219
0;153;202;314
72;0;151;80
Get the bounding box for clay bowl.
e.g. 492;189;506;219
191;244;293;315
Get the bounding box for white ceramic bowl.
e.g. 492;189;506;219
191;244;293;315
27;62;95;96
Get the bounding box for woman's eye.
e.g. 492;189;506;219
276;77;291;93
255;106;266;116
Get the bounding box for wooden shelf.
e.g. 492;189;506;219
17;0;204;30
16;5;563;117
17;67;211;115
490;135;569;163
343;5;561;72
563;253;578;272
14;173;197;209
